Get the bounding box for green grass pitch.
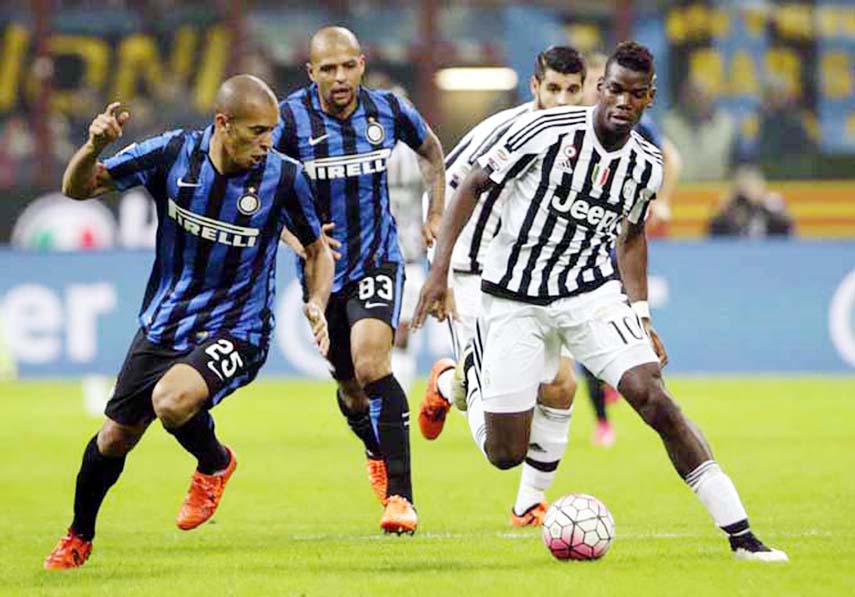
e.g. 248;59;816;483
1;376;853;596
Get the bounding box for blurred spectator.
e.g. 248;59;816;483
708;166;793;238
662;77;735;181
748;77;815;164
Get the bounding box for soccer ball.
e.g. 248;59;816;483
541;494;615;561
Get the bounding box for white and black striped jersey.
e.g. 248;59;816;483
445;102;533;273
476;105;663;304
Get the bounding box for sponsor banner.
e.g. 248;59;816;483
0;242;852;377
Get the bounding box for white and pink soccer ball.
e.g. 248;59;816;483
542;494;615;561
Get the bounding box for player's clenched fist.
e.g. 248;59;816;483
88;102;130;153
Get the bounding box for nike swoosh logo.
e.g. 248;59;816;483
365;302;388;309
309;134;329;146
177;177;201;188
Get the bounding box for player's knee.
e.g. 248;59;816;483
151;381;196;428
338;380;369;412
484;439;526;470
353;352;390;387
622;374;681;435
97;420;145;457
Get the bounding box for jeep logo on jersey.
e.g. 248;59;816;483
365;120;385;145
237;187;261;216
167;199;259;247
303;148;392;180
549;192;620;232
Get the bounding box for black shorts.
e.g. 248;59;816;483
325;261;405;381
105;329;267;426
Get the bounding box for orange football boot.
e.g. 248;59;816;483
380;495;418;535
44;529;92;570
510;501;549;527
366;457;388;504
418;358;456;440
176;446;237;531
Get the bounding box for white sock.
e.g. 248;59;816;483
464;365;488;459
514;404;573;514
436;368;454;403
391;347;416;396
686;460;748;528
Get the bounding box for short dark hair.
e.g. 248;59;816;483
534;46;586;82
605;41;655;78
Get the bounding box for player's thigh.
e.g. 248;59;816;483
105;329;185;427
558;283;658;390
325;292;356;382
350;318;394;381
179;334;266;410
451;272;481;347
475;296;557;414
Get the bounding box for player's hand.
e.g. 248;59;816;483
88;102;130;153
321;222;342;261
422;211;442;248
303;301;329;356
411;269;448;329
643;319;668;367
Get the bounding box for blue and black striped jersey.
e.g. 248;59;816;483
274;84;429;292
104;125;321;350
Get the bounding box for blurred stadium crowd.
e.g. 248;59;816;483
1;0;854;244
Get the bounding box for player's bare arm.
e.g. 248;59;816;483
62;102;130;200
301;236;334;355
412;165;492;329
415;129;446;247
616;219;668;366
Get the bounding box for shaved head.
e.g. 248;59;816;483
306;26;365;117
214;74;278;119
309;26;361;63
210;74;279;173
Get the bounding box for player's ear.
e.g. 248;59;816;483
305;62;316;82
648;85;657;107
529;75;539;97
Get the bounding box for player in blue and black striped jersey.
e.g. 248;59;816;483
275;26;446;535
44;75;334;570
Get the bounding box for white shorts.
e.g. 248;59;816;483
473;280;658;414
399;263;426;325
448;271;573;361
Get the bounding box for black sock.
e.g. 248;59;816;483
165;411;229;474
337;391;382;459
583;366;607;422
71;435;126;541
365;374;412;503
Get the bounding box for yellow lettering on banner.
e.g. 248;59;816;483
844;9;855;37
0;24;29;111
169;25;198;80
689;49;724;95
112;34;164;101
743;7;767;37
666;8;685;43
847;112;855;141
775;4;812;39
729;51;759;96
44;35;109;112
821;52;852;99
816;6;838;38
194;25;229;112
766;48;801;96
685;4;710;41
710;8;730;38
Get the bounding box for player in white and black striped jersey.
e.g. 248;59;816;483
418;46;585;528
414;42;786;562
